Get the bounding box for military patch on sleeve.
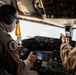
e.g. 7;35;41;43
9;41;18;51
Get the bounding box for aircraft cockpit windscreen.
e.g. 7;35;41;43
72;28;76;41
9;20;65;41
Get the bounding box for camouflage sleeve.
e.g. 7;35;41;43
60;43;76;71
5;40;32;75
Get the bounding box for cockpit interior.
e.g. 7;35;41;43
0;0;76;75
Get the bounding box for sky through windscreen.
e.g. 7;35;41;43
9;20;65;40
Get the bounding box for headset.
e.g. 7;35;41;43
0;5;18;25
4;13;15;24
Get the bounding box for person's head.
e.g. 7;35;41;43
0;4;19;32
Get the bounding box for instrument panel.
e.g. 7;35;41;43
21;36;76;75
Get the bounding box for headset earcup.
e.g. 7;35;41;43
5;14;14;25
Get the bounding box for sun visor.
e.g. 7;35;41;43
17;0;37;15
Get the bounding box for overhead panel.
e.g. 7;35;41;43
42;0;76;18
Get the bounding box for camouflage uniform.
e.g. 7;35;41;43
60;43;76;71
0;23;39;75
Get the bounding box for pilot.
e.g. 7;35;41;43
60;33;76;71
0;4;39;75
